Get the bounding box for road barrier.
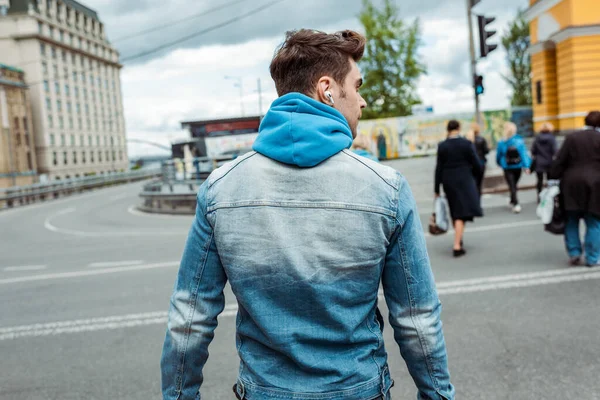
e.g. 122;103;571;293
0;169;161;210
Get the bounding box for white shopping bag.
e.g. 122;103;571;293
537;182;560;225
433;196;450;233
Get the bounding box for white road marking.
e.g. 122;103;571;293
127;205;191;219
88;260;144;268
0;305;239;341
44;207;187;237
424;219;541;237
0;261;179;286
3;265;47;272
2;268;598;341
109;193;129;201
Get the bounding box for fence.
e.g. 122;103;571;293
0;169;161;209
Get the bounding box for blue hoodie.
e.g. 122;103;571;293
253;93;353;167
496;134;532;170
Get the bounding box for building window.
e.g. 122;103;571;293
65;84;70;95
38;22;43;34
54;82;59;94
62;51;67;62
69;118;73;129
63;151;68;165
53;151;58;165
72;71;77;81
40;43;46;56
76;103;80;113
110;136;114;147
78;118;82;129
56;100;62;112
96;135;100;146
119;151;123;161
536;81;542;105
44;80;49;92
63;67;68;79
90;151;94;163
85;104;89;115
74;87;79;97
59;30;64;42
60;134;65;146
73;151;77;164
48;115;53;127
70;134;75;146
112;150;116;161
80;135;84;147
81;71;86;83
50;134;55;145
25;133;30;147
106;150;109;161
42;62;48;75
67;102;71;113
15;133;21;146
98;150;102;162
82;151;86;164
51;47;57;59
71;52;76;64
46;97;51;110
27;152;33;170
88;135;92;146
59;116;64;129
48;26;54;38
53;64;58;77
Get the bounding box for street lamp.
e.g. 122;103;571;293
224;76;245;117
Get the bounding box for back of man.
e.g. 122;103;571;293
161;29;454;400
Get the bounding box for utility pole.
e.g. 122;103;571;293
257;78;263;120
467;0;482;126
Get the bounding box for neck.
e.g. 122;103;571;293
448;130;460;137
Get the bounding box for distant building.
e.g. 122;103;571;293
0;0;128;180
0;63;37;188
525;0;600;132
177;116;261;158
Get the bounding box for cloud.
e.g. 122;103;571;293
80;0;530;156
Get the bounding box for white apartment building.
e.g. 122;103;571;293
0;0;127;180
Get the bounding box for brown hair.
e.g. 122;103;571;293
585;111;600;128
270;29;366;97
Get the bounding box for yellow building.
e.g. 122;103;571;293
0;63;37;188
525;0;600;131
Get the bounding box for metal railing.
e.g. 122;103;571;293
0;169;161;209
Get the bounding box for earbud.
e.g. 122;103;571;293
324;91;335;105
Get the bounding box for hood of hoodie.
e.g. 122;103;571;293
252;93;353;167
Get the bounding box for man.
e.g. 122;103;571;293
550;111;600;267
161;29;454;400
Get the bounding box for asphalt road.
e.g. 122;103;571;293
0;156;598;400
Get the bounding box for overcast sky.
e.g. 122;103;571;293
84;0;529;157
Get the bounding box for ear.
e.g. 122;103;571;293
315;76;334;104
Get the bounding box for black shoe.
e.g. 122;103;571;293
453;249;466;257
569;257;581;266
586;261;599;268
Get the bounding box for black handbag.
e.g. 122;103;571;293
545;193;565;235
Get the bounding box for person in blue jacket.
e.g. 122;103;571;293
496;122;532;213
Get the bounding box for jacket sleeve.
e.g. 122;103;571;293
531;138;538;157
483;138;490;156
434;145;443;195
467;143;482;178
496;141;504;168
518;138;532;169
551;135;558;157
382;177;455;400
161;182;228;400
549;136;571;179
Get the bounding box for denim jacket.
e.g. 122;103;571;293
161;93;454;400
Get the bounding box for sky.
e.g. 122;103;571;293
83;0;530;157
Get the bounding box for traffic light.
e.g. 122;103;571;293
477;15;498;58
474;75;484;96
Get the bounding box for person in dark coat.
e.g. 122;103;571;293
471;123;490;195
435;120;483;257
550;111;600;267
531;122;558;201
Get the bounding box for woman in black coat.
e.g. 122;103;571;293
435;120;483;257
531;122;558;201
550;111;600;267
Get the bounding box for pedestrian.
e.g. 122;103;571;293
531;122;558;202
351;134;379;161
435;120;483;257
550;111;600;267
161;29;454;400
496;122;532;213
471;123;490;195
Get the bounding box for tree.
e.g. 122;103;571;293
501;10;532;107
359;0;426;119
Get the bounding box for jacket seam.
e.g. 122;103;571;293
175;207;215;398
396;213;442;394
342;150;399;190
364;312;383;375
207;201;396;218
207;152;258;189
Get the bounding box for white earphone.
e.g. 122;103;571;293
324;90;335;105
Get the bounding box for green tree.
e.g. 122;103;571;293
359;0;426;119
502;10;532;106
